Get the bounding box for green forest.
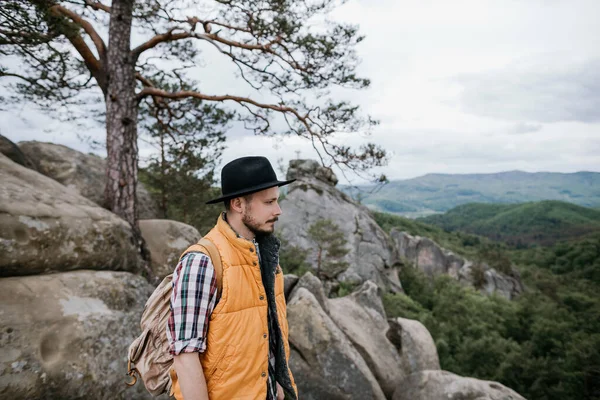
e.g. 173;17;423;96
375;210;600;400
419;201;600;246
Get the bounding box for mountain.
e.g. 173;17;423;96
419;200;600;246
342;171;600;217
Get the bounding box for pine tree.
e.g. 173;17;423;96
1;0;388;229
308;219;350;279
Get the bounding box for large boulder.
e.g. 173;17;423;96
139;219;200;280
18;141;159;219
279;159;401;292
392;370;526;400
283;274;299;300
387;318;440;375
391;230;523;299
0;270;163;399
289;272;330;313
0;153;142;277
328;281;404;398
287;287;386;400
0;134;35;170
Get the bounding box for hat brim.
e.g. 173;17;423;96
206;179;296;205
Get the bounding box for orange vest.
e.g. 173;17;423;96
170;216;297;400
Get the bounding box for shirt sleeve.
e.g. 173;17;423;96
167;252;218;355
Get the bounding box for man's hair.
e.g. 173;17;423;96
224;194;254;211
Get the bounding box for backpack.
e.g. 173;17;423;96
126;237;223;396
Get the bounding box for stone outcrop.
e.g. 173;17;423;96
0;153;142;277
391;230;523;299
0;270;161;399
279;159;401;292
285;272;525;400
328;281;404;398
392;370;526;400
0;134;35;170
387;318;440;375
283;274;299;299
287;287;387;400
18;141;159;219
289;271;330;313
139;219;200;280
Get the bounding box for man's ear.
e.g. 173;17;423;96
230;197;244;213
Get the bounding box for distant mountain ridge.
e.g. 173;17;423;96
342;170;600;217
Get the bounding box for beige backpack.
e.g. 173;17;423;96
126;238;223;396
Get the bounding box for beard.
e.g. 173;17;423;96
242;211;278;237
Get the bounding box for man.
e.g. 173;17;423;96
166;156;298;400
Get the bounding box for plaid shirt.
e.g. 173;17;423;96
167;252;218;355
167;242;279;399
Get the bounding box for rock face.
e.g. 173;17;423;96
18;141;159;219
391;230;523;299
392;370;526;400
0;270;161;400
0;134;35;170
287;287;387;400
0;153;142;277
279;159;401;292
328;282;404;398
387;318;440;375
139;219;200;279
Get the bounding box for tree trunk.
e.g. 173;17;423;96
103;0;155;283
104;0;138;227
316;247;322;276
159;130;168;218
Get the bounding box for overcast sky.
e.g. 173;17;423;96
1;0;599;184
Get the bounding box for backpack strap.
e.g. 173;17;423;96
178;238;223;295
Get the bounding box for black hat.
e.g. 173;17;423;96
206;156;295;204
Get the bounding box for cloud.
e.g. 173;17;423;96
507;122;543;135
454;59;600;123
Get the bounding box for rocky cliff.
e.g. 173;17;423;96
279;160;402;292
0;141;527;399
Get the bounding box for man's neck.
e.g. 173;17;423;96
224;212;255;241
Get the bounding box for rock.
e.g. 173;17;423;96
287;287;386;400
0;153;142;277
328;282;404;398
351;280;387;319
279;159;402;292
287;159;338;186
284;274;299;299
392;370;526;400
290;272;330;313
0;270;163;399
18;141;159;219
288;349;349;400
139;219;200;279
0;134;35;170
390;230;523;299
387;318;440;375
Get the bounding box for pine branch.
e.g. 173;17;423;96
84;0;111;13
51;4;107;62
137;87;308;127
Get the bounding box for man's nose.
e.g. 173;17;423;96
274;203;282;216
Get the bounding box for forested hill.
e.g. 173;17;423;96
374;210;600;399
419;200;600;246
343;170;600;217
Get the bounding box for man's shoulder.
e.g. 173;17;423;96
179;251;213;268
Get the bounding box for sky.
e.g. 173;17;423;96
1;0;599;184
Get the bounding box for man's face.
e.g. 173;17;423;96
241;186;282;236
